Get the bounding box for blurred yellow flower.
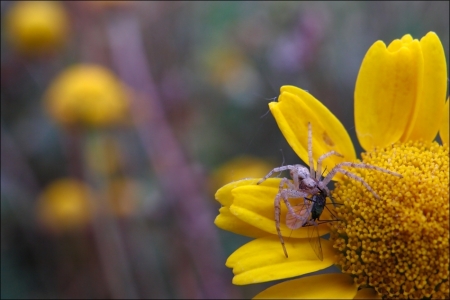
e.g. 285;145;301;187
45;65;130;128
5;1;68;56
37;178;93;234
206;47;261;104
215;32;449;299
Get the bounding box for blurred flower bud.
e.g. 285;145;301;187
44;65;130;128
5;1;69;57
37;178;93;234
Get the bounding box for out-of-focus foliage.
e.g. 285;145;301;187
1;1;448;299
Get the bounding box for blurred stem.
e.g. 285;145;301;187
105;13;233;299
1;124;40;195
83;130;139;299
0;125;55;293
63;128;84;180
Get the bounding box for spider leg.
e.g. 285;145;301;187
257;165;304;185
322;162;402;198
307;122;315;179
277;179;309;219
276;189;310;258
286;203;312;229
274;192;288;257
322;162;402;186
275;179;309;257
322;167;381;199
316;150;343;180
337;162;402;178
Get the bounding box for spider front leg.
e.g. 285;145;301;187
257;165;290;185
276;179;309;221
307;122;314;178
257;164;308;188
274;192;289;258
306;123;343;181
274;178;309;257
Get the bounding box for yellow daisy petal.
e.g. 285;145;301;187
355;38;423;150
214;207;269;238
253;273;357;299
439;98;449;145
353;288;382;299
270;86;355;176
226;236;335;284
230;184;330;237
402;32;447;141
214;178;266;207
400;34;413;43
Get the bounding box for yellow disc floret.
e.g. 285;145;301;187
330;141;449;299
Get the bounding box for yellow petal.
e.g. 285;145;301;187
400;34;413;43
226;236;335;284
230;184;331;238
270;86;355;177
402;32;447;141
355;39;423;150
214;207;270;238
215;178;263;207
353;288;382;299
439;98;449;145
253;273;357;299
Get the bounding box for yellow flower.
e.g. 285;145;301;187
215;32;449;299
4;1;68;57
37;178;93;234
45;64;130;128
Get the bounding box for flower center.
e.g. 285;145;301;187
330;141;449;299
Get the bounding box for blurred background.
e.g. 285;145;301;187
1;1;448;299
